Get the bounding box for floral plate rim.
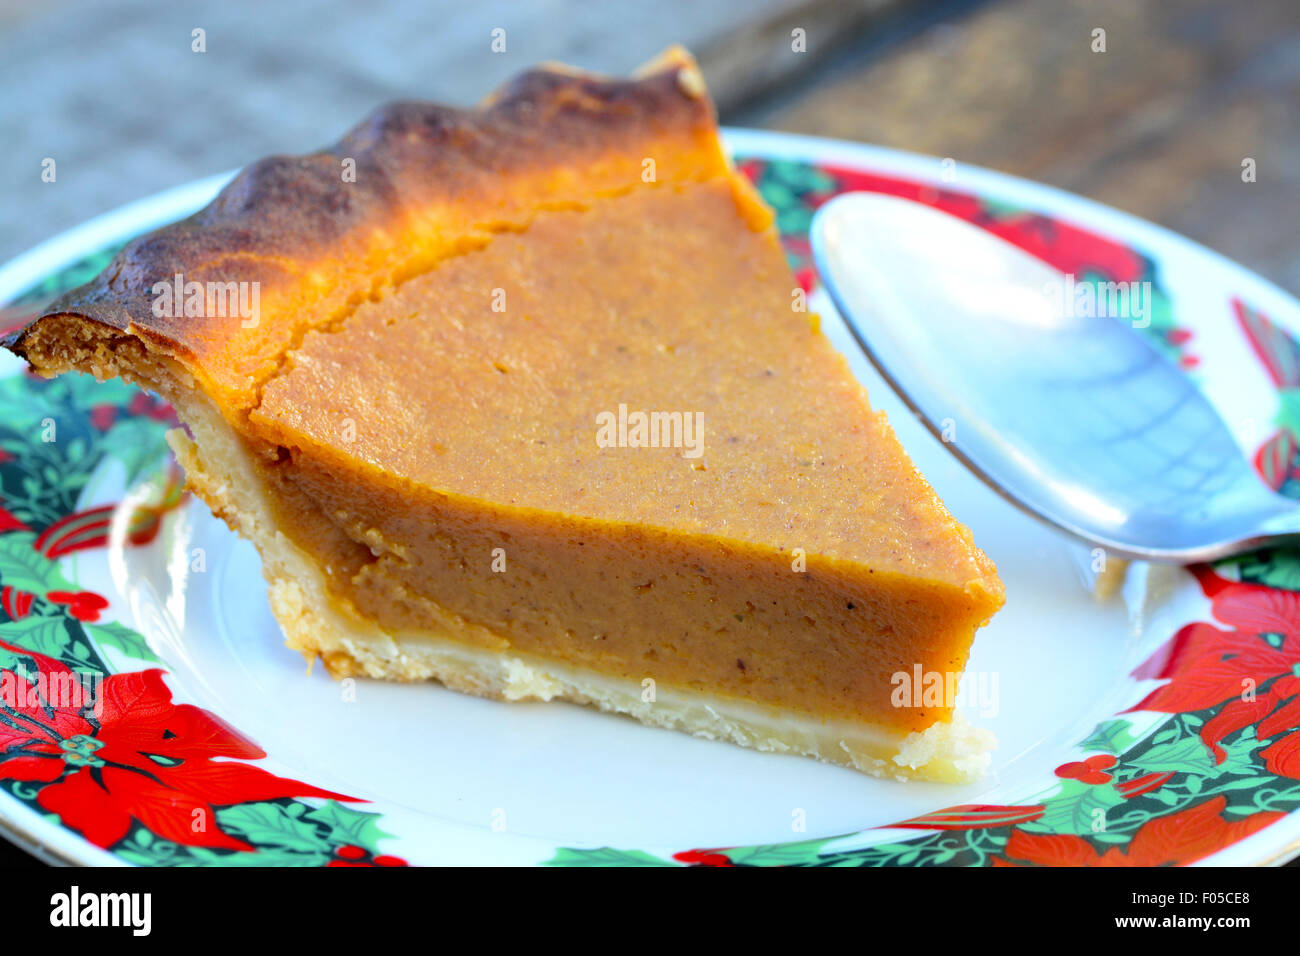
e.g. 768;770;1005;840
0;129;1299;865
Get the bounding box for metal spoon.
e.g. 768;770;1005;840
811;191;1297;563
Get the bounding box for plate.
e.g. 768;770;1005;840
1;129;1299;866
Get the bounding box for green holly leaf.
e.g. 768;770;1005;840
1024;779;1127;835
925;847;959;866
215;801;326;854
721;837;839;866
981;197;1029;220
86;620;159;663
303;800;390;851
118;829;332;868
545;846;678;867
1275;388;1300;439
777;211;814;239
1078;718;1139;754
1150;725;1179;746
1226;549;1300;592
1127;734;1216;775
1215;730;1265;777
766;159;836;194
0;380;51;435
116;846;179;867
0;614;71;659
1145;287;1176;336
202;846;329;868
0;533;73;594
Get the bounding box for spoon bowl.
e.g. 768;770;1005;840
811;191;1297;563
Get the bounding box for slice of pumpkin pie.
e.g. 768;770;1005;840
8;49;1004;781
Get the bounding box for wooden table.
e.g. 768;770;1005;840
729;0;1300;297
4;0;1293;295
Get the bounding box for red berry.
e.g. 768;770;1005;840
89;404;117;432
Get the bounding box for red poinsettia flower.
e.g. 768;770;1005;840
988;216;1148;286
818;166;985;225
817;164;1149;285
1;586;33;621
993;796;1283;867
1129;567;1300;777
1254;430;1299;493
1114;771;1176;799
1055;754;1116;784
792;265;816;295
1261;731;1300;778
0;503;29;533
735;159;763;185
672;848;734;867
1199;674;1300;763
0;640;355;850
44;590;109;623
886;804;1045;831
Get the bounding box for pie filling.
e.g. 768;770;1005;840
10;51;1004;781
169;392;994;782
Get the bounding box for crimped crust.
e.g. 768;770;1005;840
7;47;728;414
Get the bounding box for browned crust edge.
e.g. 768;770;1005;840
4;47;715;368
